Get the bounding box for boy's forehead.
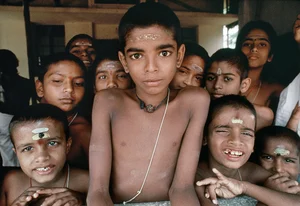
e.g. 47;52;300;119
209;61;240;75
214;107;255;124
47;61;84;75
244;29;270;41
126;25;174;43
71;38;93;47
97;60;122;71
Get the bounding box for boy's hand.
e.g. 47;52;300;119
286;102;300;132
264;173;300;194
11;187;43;206
37;188;84;206
196;168;245;204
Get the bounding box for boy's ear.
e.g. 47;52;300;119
118;51;129;73
240;77;251;93
66;137;72;154
12;147;16;153
202;136;208;146
35;79;44;98
176;44;186;68
267;54;273;62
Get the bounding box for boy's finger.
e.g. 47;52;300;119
212;168;226;181
287;185;300;194
196;178;218;186
206;184;218;205
38;188;67;194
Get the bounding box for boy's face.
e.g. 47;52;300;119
259;138;300;180
94;59;132;92
118;25;185;94
241;29;273;69
36;60;85;113
12;119;71;184
69;38;96;68
170;55;205;89
207;106;255;169
205;61;250;99
293;14;300;43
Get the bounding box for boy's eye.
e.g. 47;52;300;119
241;131;254;138
130;53;142;60
48;141;58;147
52;79;62;83
178;68;188;74
159;51;171;57
261;154;273;161
215;129;229;135
87;49;96;55
117;73;129;79
206;75;215;81
285;158;296;163
74;82;85;87
70;50;81;55
258;43;267;47
22;146;33;152
242;42;252;47
98;75;107;80
224;76;233;82
195;75;203;81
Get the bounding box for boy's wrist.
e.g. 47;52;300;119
241;181;248;195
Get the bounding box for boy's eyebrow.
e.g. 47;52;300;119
126;47;144;53
244;37;270;43
180;66;191;71
261;152;299;160
48;72;84;79
207;72;236;76
214;125;230;129
156;43;175;50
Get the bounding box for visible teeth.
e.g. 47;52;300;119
36;167;50;171
224;149;243;156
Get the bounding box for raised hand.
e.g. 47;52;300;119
196;168;245;204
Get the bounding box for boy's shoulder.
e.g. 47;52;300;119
173;86;210;103
2;168;28;192
241;162;271;184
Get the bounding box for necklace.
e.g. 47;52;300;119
68;112;78;126
30;164;70;187
249;81;261;103
136;89;170;113
123;89;170;204
237;169;242;181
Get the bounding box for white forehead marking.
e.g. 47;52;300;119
32;127;50;140
190;64;203;72
131;33;161;41
101;62;120;69
274;145;290;156
75;42;92;46
249;114;255;120
217;68;222;75
231;118;243;124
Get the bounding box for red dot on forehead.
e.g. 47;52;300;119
37;139;45;145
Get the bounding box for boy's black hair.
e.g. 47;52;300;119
204;95;257;136
184;41;210;65
255;126;300;156
207;48;249;80
235;20;277;57
0;49;18;75
118;2;182;52
9;104;70;145
65;34;95;52
37;52;87;82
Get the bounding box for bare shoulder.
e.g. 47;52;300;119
264;82;284;96
93;88;131;111
174;87;210;106
254;105;274;119
69;167;89;193
2;169;28;193
241;162;271;184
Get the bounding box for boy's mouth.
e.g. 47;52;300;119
224;149;244;157
36;166;51;172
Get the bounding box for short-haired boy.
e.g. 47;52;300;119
0;104;89;206
87;2;210;205
205;48;273;130
254;125;300;194
35;53;91;170
170;41;209;89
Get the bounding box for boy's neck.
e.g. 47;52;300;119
208;155;240;179
135;87;170;108
248;68;263;85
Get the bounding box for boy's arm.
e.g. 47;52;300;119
254;105;274;131
286;103;300;132
87;91;114;206
197;168;300;206
169;88;210;206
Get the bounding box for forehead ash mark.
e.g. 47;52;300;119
74;42;92;46
274;145;290;156
32;127;50;140
100;61;121;70
190;64;203;73
129;33;161;42
217;68;222;75
231;118;243;125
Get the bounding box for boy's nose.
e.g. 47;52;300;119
183;76;193;86
63;81;74;93
35;148;50;163
227;132;243;146
107;77;118;89
145;57;158;73
214;77;223;90
274;158;284;173
251;44;258;53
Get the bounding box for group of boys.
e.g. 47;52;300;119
1;2;300;206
